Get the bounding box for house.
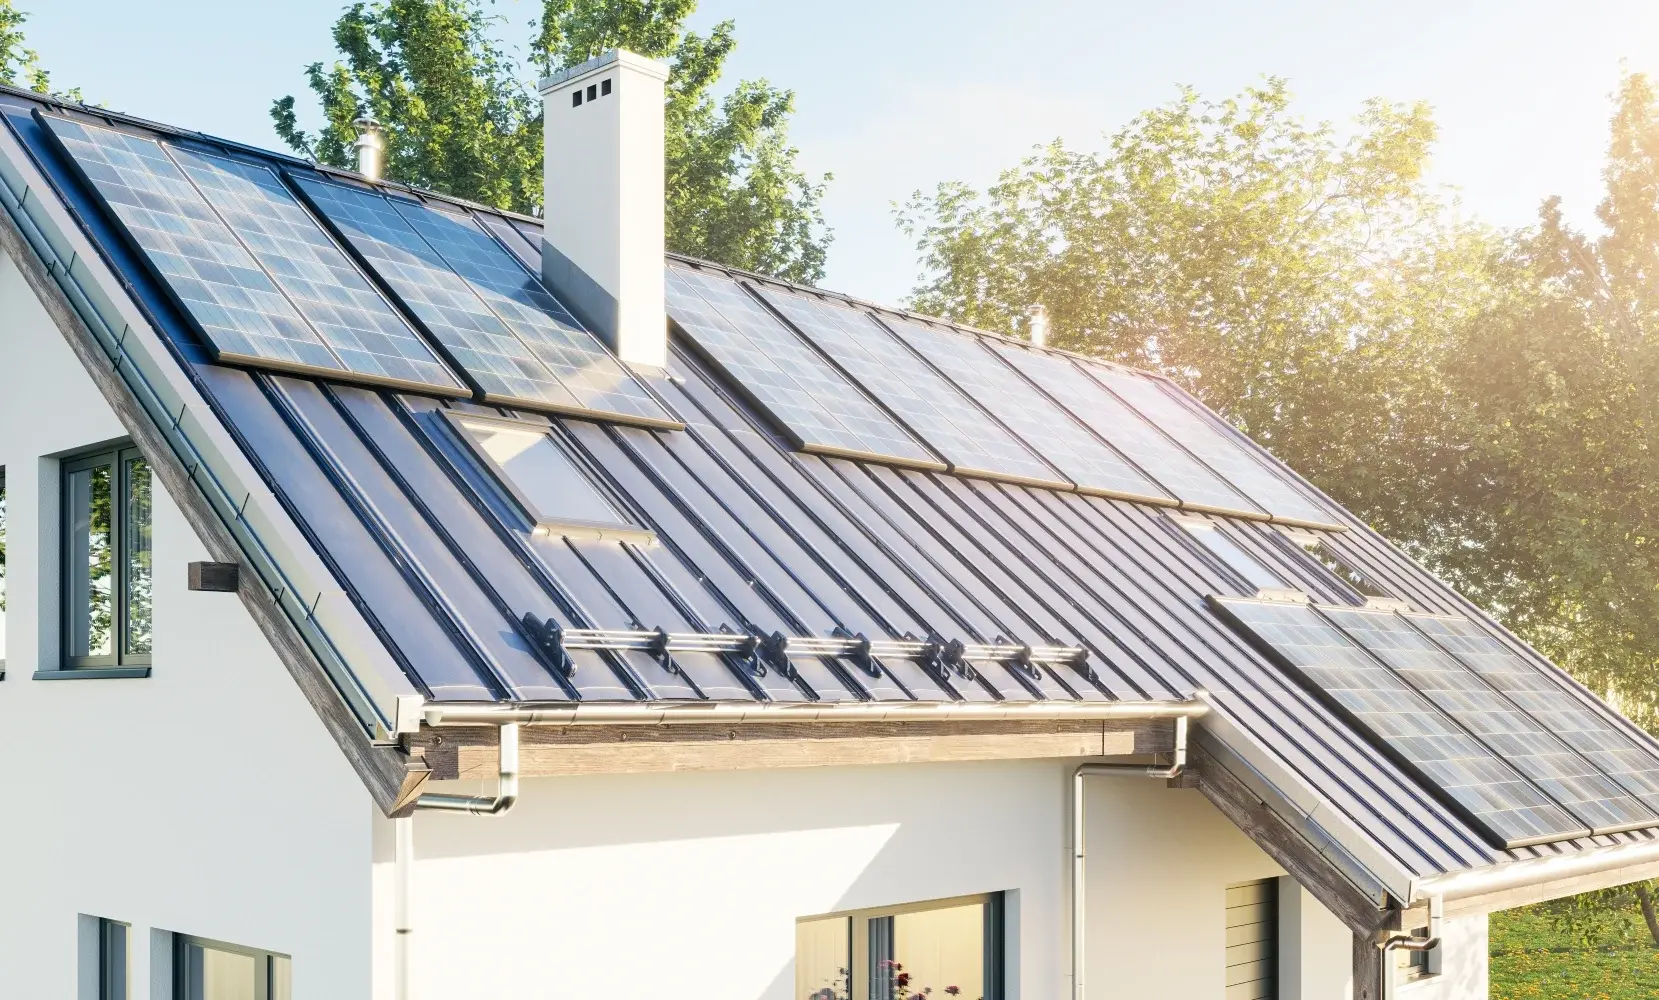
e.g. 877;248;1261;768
1;46;1657;1000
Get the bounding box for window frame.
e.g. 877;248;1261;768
1275;526;1411;611
99;918;129;1000
1;464;8;679
172;933;290;1000
440;409;656;545
798;891;1006;1000
48;443;152;678
1167;512;1305;602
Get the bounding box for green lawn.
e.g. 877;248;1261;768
1490;903;1659;998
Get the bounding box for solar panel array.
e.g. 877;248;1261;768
1086;364;1337;527
665;265;938;466
40;114;464;391
756;286;1064;486
292;177;675;427
1212;597;1659;847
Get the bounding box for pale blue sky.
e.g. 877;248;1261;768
21;0;1659;305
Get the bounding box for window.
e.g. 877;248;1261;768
1279;527;1403;606
444;411;652;543
1394;925;1440;983
1171;515;1297;598
797;893;1004;1000
58;445;152;674
1225;879;1276;1000
174;935;291;1000
90;917;129;1000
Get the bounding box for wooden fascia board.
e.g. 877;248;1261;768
1439;858;1659;919
407;716;1174;780
0;173;427;817
1191;741;1401;937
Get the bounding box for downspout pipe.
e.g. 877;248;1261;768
1377;894;1442;1000
1072;715;1189;1000
394;723;521;1000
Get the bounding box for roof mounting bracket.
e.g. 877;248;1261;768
832;626;882;678
519;613;576;678
757;631;800;681
718;624;766;678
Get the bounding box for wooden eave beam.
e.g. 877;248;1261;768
0;199;428;816
404;715;1176;781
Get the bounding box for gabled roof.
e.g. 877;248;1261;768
4;84;1659;922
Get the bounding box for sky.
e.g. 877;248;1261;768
20;0;1659;306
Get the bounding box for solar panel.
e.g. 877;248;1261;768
879;317;1173;502
1322;606;1657;834
665;265;940;466
40;114;349;376
755;287;1064;486
289;176;676;427
992;343;1260;516
1086;365;1339;528
168;148;467;393
1406;613;1659;810
390;200;672;426
1210;597;1590;848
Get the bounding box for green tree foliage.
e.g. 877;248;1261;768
0;0;75;99
273;0;829;282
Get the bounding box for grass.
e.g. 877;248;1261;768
1490;901;1659;999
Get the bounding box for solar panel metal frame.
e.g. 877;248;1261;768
750;282;1071;489
287;172;683;431
665;263;946;470
872;313;1179;506
991;340;1268;520
1208;594;1594;849
1318;604;1659;837
35;110;474;398
1083;362;1344;531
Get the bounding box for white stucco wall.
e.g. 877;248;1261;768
0;253;374;998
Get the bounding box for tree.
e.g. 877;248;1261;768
0;0;75;98
273;0;830;282
897;80;1494;554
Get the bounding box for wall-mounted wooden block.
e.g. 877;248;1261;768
187;561;240;592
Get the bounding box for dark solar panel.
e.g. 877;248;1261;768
756;287;1064;486
1407;613;1659;811
665;265;939;466
993;343;1260;516
880;317;1172;501
40;114;346;374
290;176;674;427
1211;597;1590;848
169;148;466;393
1323;606;1658;834
1086;365;1338;528
390;200;671;426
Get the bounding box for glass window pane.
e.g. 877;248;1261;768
67;462;114;659
270;955;292;1000
891;900;985;1000
1179;519;1283;592
456;417;625;528
100;920;128;1000
122;456;153;656
184;943;258;1000
796;916;851;1000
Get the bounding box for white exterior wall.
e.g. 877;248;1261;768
0;254;374;998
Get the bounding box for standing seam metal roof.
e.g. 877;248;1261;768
4;87;1658;885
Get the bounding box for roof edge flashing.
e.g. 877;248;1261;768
421;698;1210;728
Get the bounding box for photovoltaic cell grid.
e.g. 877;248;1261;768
881;316;1173;502
1210;597;1590;848
756;286;1064;486
1406;614;1659;810
39;115;346;375
390;199;670;425
289;177;673;426
1321;606;1657;835
1086;365;1338;528
665;265;938;466
168;148;465;392
993;343;1259;516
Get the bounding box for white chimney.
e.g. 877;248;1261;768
538;49;670;370
1026;303;1050;347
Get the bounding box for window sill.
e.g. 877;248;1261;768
34;667;152;680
